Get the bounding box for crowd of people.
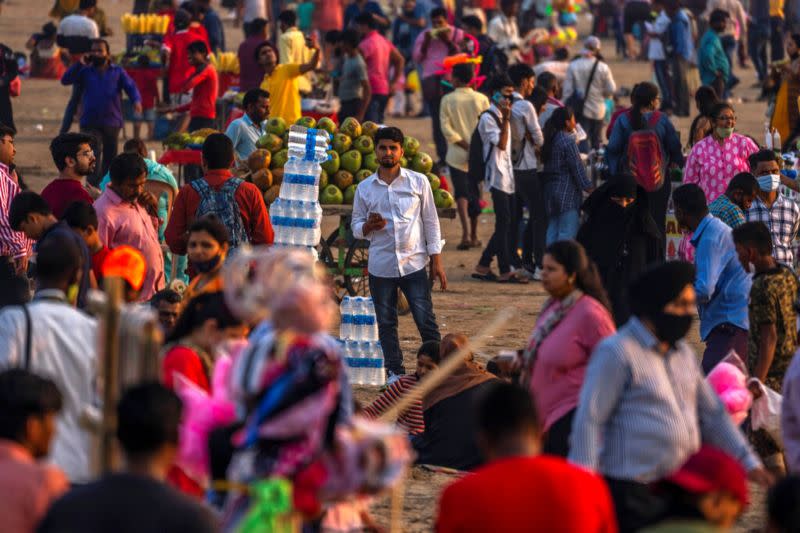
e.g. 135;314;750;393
7;0;800;531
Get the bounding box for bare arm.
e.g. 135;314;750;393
299;45;321;75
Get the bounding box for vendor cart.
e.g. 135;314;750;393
318;205;456;304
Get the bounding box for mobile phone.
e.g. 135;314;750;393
368;212;383;222
492;91;508;105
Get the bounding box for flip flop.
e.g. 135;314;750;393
498;274;530;284
471;271;498;282
457;241;471;250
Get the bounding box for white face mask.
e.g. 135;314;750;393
757;174;781;192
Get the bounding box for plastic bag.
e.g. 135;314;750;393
750;379;784;448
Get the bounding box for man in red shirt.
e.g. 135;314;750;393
63;200;110;284
41;132;97;219
162;8;210;101
436;383;618;533
165;133;273;255
169;40;218;131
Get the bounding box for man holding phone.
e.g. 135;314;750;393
352;126;446;381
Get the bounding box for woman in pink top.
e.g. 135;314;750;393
521;240;615;457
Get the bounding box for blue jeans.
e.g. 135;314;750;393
546;209;580;245
749;19;771;81
365;94;389;124
653;60;673;111
369;267;440;375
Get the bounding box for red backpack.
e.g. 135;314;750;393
626;111;666;192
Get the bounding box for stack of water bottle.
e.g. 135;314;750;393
270;125;330;254
339;296;386;386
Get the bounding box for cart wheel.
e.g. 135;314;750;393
318;235;349;302
343;239;370;297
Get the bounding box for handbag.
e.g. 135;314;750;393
565;58;600;121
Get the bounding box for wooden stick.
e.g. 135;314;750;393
378;308;515;423
100;276;123;473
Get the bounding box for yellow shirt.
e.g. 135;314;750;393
770;0;784;18
260;63;303;125
278;27;313;93
439;87;490;172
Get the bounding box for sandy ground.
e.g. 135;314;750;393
0;0;778;529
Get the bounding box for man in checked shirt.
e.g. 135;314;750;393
0;124;31;274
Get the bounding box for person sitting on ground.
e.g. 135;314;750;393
63;200;110;284
363;340;440;437
413;333;499;470
708;172;759;229
182;215;229;303
436;382;617;532
37;383;218;533
41;132;97;219
767;476;800;533
0;369;68;533
642;446;749;532
26;22;67;79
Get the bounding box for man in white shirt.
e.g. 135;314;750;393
532;47;571;83
352;126;447;380
0;235;97;483
473;75;529;284
487;0;522;64
57;0;100;44
562;36;617;150
509;64;545;279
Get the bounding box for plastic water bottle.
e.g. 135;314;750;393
270;198;285;244
283;200;296;245
287;125;330;162
365;297;378;341
340;296;353;339
351;297;364;339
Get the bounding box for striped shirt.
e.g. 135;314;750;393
362;375;424;436
0;164;32;259
746;195;800;268
568;317;760;482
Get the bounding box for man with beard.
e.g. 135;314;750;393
352;126;446;381
577;173;662;325
569;261;771;532
61;39;141;185
41;133;98;219
0;124;31;275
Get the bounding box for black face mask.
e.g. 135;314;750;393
192;254;222;273
91;56;107;67
650;312;693;346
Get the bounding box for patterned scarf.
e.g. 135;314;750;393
521;290;584;386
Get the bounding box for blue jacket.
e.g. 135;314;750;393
61;63;141;129
203;9;225;52
698;30;730;86
605;110;684;176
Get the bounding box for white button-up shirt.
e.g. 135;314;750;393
352;168;443;278
511;92;544;171
0;290;98;483
478;103;515;194
487;13;521;63
562;56;617;121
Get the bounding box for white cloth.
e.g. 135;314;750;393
57;14;99;38
242;0;267;23
478;103;515;193
352;168;443;278
511;92;544;171
562;56;617;121
533;61;570;82
646;11;671;60
487;13;521;63
0;290;98;483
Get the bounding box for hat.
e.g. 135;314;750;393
582;36;601;54
629;261;695;318
665;446;749;506
102;245;146;292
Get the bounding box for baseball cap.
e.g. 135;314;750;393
582;36;601;54
102;245;146;292
665;446;749;506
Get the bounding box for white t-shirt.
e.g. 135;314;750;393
478;103;515;194
242;0;267;23
57;14;100;38
646;11;671;61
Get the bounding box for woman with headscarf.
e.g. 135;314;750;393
577;174;663;324
771;34;800;148
414;333;498;470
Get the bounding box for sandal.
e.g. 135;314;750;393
498;273;530;284
457;241;471;250
470;239;483;248
471;271;498;282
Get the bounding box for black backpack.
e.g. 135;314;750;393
468;110;502;185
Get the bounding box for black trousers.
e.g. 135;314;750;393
479;188;515;274
646;179;671;262
512;169;547;268
605;477;667;533
542;408;576;457
81;125;120;186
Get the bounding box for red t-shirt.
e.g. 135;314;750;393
125;67;160;110
90;245;111;283
436;456;618;533
163;24;210;94
177;64;218;119
40;178;94;219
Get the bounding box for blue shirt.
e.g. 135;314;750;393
691;214;751;339
225;114;267;162
203;9;225;52
61;63;141;129
343;1;385;29
668;10;694;62
605;110;684;176
542;130;591;215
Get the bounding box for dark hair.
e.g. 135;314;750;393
501;0;519;9
728;172;759;195
243;88;269;108
117;382;182;458
355;12;376;29
79;0;96;10
545;240;612;310
247;17;268;36
8;191;51;231
749;148;780;172
42;21;58;37
202;133;235;170
189;214;230;246
375;126;404;146
253;41;277;62
478;382;539;446
768;475;800;532
187;39;208;56
278;9;297;26
460;15;483;32
672;183;708;217
536;71;558;94
709;101;734;120
0;123;15;139
151;288;182;307
417;340;441;364
109;153;147;184
695;85;720;116
49;132;94;172
487;73;514;93
36;232;82;285
340;30;361;49
791;33;800;49
91;38;109;54
732;221;773;255
123;137;147;156
452;62;474;84
0;260;30;308
629;81;659;131
63;201;98;231
529;86;549;114
324;29;342;44
166;291;242;343
0;369;62;443
430;7;447;19
541;106;574;165
710;8;729;26
508;63;535;87
554;47;569;60
174;8;191;30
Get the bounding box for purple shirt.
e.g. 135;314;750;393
783;349;800;472
238;35;267;92
527;295;616;431
359;30;394;96
94;187;164;301
412;26;464;79
61;63;141;129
